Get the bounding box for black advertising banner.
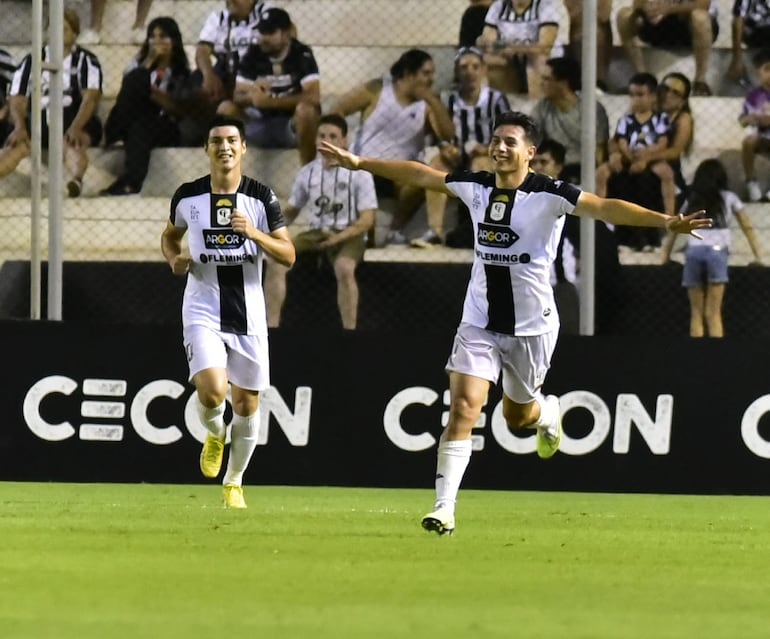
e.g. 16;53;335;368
3;319;770;494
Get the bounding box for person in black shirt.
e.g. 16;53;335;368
217;7;320;165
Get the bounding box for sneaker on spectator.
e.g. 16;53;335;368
410;229;442;248
78;29;101;45
746;180;762;203
691;81;711;96
384;229;408;246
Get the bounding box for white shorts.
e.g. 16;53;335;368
183;325;270;391
445;322;558;403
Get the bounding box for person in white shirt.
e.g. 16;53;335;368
265;114;378;329
661;158;763;337
319;110;712;536
161;115;296;509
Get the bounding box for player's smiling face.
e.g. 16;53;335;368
488;124;535;173
206;125;245;168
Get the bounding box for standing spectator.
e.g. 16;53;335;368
596;73;675;249
740;48;770;202
1;8;103;196
562;0;613;92
530;56;610;185
661;159;763;337
331;49;455;246
318;110;711;536
101;16;197;195
476;0;561;97
0;48;18;175
193;0;275;109
459;0;493;47
616;0;718;96
161;115;295;509
728;0;770;85
79;0;155;45
217;7;320;166
264;114;378;329
413;46;510;248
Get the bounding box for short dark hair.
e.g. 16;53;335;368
628;72;658;93
546;57;581;92
319;113;348;137
535;138;566;166
492;111;541;146
752;48;770;68
207;115;246;140
390;49;433;80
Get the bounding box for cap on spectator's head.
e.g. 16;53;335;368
258;8;292;33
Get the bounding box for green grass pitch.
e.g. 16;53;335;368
1;482;769;639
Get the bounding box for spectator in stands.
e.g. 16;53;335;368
217;7;320;166
651;72;694;208
476;0;561;97
530;56;610;185
531;138;579;333
0;48;16;151
330;48;455;246
728;0;770;85
264;114;378;330
193;0;275;110
616;0;717;97
740;48;770;202
79;0;154;45
101;16;197;195
596;72;675;250
661;158;763;337
0;8;103;196
413;46;510;248
562;0;613;92
459;0;493;47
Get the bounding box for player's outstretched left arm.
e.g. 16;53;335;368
318;141;453;196
576;191;713;238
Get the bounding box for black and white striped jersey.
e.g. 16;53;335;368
443;86;510;159
446;170;581;336
170;175;286;336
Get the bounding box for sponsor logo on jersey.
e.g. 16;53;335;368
203;229;246;249
477;222;519;248
199;253;255;264
475;249;531;264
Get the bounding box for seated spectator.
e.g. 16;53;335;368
217;7;320;166
264;114;378;330
459;0;493;47
413;46;510;248
101;16;198;195
0;7;102;196
193;0;275;111
79;0;154;45
661;159;763;337
476;0;561;97
562;0;613;92
740;48;770;202
596;72;674;249
728;0;770;85
0;47;17;152
530;56;609;185
330;48;455;246
616;0;717;96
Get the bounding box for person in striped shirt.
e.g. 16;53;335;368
0;7;103;195
319;110;711;535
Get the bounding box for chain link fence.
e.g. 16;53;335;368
0;0;768;335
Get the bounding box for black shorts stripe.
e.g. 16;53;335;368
217;265;247;334
484;264;515;334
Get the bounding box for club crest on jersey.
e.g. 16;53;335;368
488;194;510;222
215;198;234;225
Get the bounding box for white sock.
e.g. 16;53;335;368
223;409;260;487
533;394;558;438
433;436;472;512
196;397;226;439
